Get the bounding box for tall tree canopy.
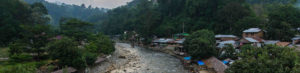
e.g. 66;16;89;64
100;0;256;38
0;0;50;46
183;29;217;59
226;45;300;73
100;0;300;42
60;18;94;41
23;0;107;25
265;5;300;41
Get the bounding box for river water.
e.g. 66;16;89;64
88;43;188;73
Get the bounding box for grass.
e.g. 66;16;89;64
0;60;51;72
0;47;9;58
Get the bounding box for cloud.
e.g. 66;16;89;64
45;0;132;9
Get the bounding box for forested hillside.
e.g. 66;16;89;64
0;0;115;72
101;0;300;41
22;0;107;26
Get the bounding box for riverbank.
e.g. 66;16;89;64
144;45;215;73
88;43;188;73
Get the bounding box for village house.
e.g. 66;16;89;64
217;40;237;48
290;35;300;51
276;42;291;47
202;57;228;73
242;28;264;38
240;28;265;47
264;40;291;47
264;40;279;45
292;35;300;45
152;38;175;45
215;35;238;43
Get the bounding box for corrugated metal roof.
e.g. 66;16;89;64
243;28;261;33
292;36;300;40
217;40;236;48
245;38;259;42
264;40;279;45
215;35;237;38
175;38;185;44
153;38;175;43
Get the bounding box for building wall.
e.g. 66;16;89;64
217;37;237;41
242;31;264;38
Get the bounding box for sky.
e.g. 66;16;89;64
45;0;133;9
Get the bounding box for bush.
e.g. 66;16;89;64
70;56;86;69
83;52;97;65
226;45;300;73
84;42;98;53
87;33;115;54
0;63;37;73
219;44;237;59
8;41;28;56
47;37;86;69
9;53;33;62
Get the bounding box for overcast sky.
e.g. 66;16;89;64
45;0;133;9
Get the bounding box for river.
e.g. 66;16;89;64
88;43;189;73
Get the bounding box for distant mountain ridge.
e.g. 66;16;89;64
22;0;108;26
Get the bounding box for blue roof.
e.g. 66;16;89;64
184;57;191;60
223;61;229;64
198;61;205;66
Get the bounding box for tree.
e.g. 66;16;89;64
214;1;253;34
226;45;300;73
60;18;94;41
29;2;50;25
265;5;299;41
8;24;53;61
0;0;32;46
220;44;238;59
87;33;115;54
19;24;53;61
233;16;265;36
183;29;217;60
47;37;86;69
8;41;28;56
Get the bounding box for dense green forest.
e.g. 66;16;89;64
1;0;300;72
16;0;300;42
22;0;107;26
0;0;115;72
101;0;300;42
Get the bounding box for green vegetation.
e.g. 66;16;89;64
219;44;238;60
0;0;115;72
87;34;115;54
183;30;217;60
60;18;94;41
265;5;300;41
23;0;107;25
0;62;37;73
47;37;86;69
100;0;300;42
0;47;9;58
226;45;300;73
1;0;300;72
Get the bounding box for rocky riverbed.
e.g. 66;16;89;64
88;43;188;73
